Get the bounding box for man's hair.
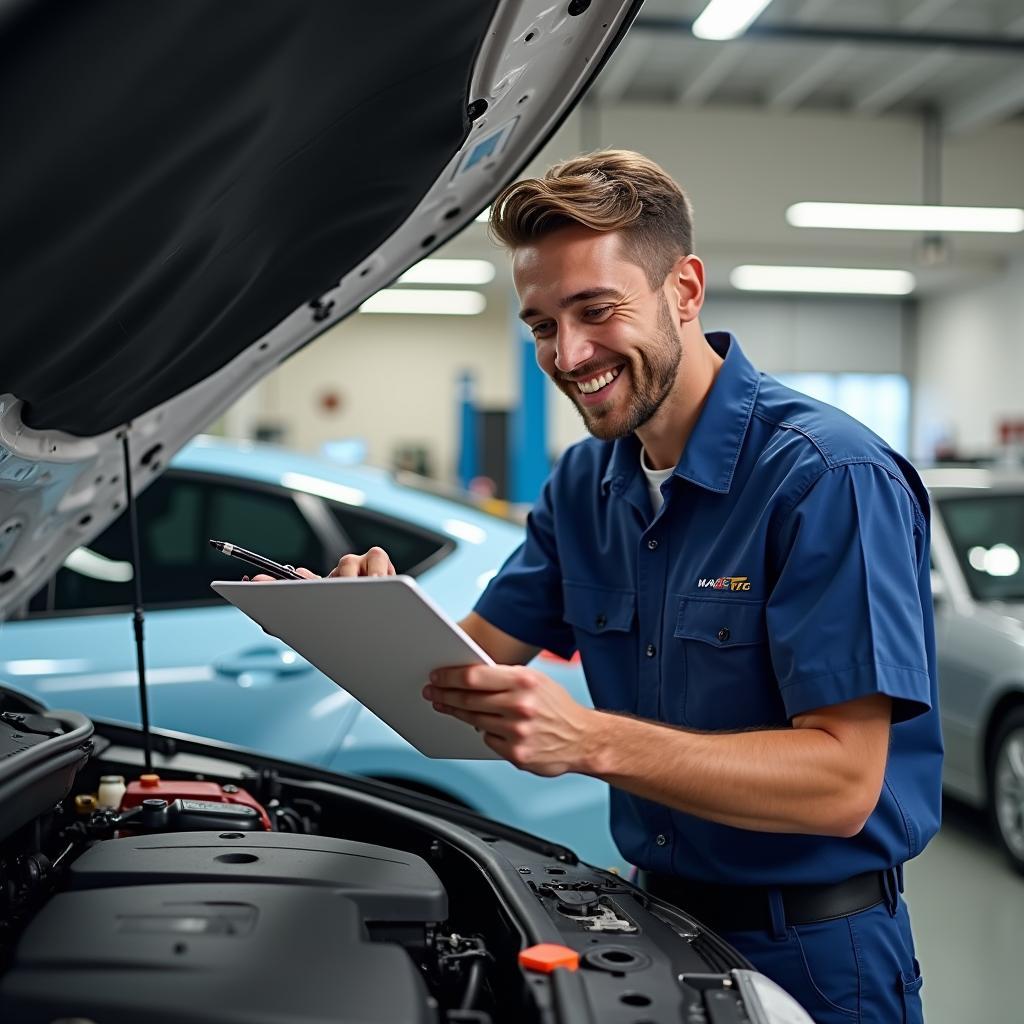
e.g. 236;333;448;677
488;149;694;289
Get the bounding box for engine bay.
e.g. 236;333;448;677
0;693;798;1023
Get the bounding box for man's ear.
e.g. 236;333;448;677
667;253;705;324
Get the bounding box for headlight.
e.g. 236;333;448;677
733;969;815;1024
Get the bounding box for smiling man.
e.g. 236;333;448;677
412;150;942;1022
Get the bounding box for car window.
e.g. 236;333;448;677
326;502;452;577
27;473;327;615
938;494;1024;603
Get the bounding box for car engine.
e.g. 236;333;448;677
0;691;808;1023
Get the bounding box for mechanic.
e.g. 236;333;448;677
310;150;941;1022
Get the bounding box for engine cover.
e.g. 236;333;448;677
1;883;436;1023
67;830;447;924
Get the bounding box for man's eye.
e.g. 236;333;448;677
530;322;554;337
583;306;613;319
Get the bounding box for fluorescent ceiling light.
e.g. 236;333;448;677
693;0;774;40
730;265;915;295
475;207;491;223
787;202;1024;234
398;259;495;285
359;289;486;315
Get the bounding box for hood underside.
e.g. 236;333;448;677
0;0;641;618
0;0;494;437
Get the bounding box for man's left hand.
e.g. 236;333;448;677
423;665;598;776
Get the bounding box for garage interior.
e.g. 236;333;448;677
3;1;1024;1021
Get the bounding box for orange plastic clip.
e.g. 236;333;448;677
518;944;580;973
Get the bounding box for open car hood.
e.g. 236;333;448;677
0;0;641;618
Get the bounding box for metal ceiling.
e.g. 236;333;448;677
595;0;1024;133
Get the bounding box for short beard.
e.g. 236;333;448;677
564;294;681;442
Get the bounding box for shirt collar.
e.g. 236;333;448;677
600;332;761;496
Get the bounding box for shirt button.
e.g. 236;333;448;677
645;643;657;657
655;833;668;847
595;614;607;629
717;627;730;642
647;538;659;550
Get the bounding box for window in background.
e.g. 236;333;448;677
938;495;1024;603
29;474;326;615
325;502;451;577
773;373;910;453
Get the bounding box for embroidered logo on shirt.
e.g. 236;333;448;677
696;576;752;592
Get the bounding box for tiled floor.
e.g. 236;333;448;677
905;799;1024;1023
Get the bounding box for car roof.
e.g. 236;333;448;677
172;436;525;544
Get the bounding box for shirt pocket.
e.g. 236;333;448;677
562;581;637;713
672;597;785;729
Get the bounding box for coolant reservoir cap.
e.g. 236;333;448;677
139;774;161;788
518;944;580;973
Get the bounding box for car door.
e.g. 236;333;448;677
0;471;361;766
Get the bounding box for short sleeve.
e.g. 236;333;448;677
473;473;576;659
767;462;932;723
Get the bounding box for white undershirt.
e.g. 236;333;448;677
640;446;675;515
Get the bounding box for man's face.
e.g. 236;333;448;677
514;226;682;441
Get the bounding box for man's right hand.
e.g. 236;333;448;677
248;546;396;582
325;546;396;578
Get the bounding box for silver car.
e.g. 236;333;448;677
926;467;1024;872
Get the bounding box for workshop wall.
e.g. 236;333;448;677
242;301;515;480
914;254;1024;460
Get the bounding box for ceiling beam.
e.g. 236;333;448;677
847;0;960;116
900;0;959;29
852;45;954;113
793;0;837;20
767;43;853;109
592;34;654;102
1005;9;1024;36
945;65;1024;134
677;43;748;105
632;15;1024;53
760;0;844;111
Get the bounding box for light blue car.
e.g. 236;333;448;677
1;436;624;870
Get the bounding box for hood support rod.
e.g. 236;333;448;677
121;430;153;772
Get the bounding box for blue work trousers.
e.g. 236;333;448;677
721;893;924;1023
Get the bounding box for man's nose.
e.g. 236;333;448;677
554;325;595;374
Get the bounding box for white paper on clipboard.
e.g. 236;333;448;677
211;575;500;760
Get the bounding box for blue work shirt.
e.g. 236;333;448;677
475;332;942;885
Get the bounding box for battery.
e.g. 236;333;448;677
120;774;272;830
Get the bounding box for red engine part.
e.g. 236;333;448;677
121;774;273;830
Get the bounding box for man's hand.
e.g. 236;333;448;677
248;547;395;582
326;546;396;578
423;664;598;777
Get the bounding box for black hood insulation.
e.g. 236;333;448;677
0;0;496;437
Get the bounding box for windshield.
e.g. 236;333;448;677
939;494;1024;602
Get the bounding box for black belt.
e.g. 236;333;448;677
644;869;893;932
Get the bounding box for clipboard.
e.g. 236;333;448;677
210;575;500;759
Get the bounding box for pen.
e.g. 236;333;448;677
209;539;305;580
